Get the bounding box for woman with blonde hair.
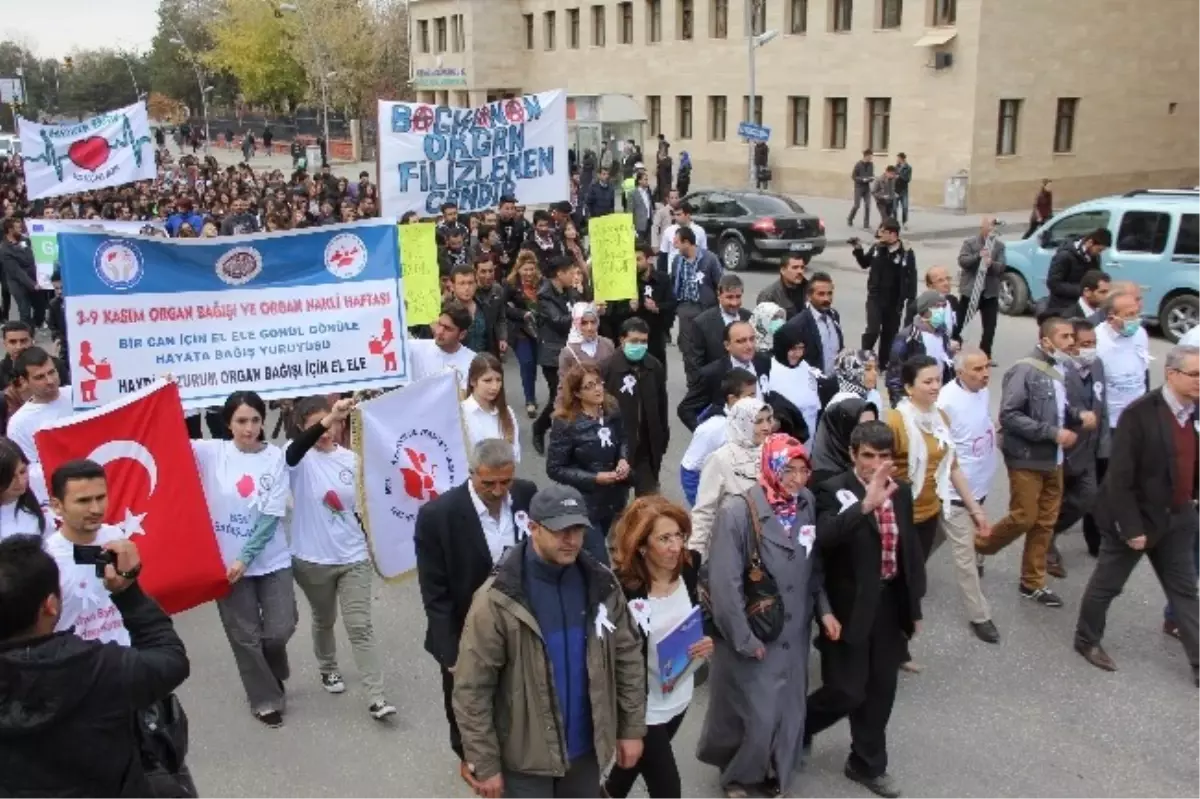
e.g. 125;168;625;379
606;495;714;798
461;352;521;462
545;363;631;564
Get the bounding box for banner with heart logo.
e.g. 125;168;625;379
19;101;156;201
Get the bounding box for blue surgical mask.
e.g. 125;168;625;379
768;318;785;334
1119;319;1141;338
623;342;648;361
928;307;948;330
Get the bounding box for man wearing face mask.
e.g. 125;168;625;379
975;318;1096;607
1046;320;1109;578
884;291;955;400
604;318;669;496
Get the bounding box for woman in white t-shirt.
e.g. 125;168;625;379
192;390;295;729
606;495;713;798
285;395;396;721
0;438;47;540
461;353;522;463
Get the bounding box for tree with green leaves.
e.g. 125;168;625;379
204;0;305;110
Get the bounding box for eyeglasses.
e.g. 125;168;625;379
648;530;686;546
1171;368;1200;379
580;380;603;391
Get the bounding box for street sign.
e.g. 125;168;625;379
0;78;25;105
737;121;771;142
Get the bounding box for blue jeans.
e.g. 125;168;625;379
514;337;538;404
1165;526;1199;622
894;189;910;224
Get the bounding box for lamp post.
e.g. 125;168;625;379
169;29;210;151
279;2;332;164
745;0;777;188
117;51;141;101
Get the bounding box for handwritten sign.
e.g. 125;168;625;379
590;214;637;302
399;222;441;326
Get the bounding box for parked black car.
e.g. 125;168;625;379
684;189;826;271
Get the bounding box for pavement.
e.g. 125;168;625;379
170;230;1198;798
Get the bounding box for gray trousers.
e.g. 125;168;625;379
503;752;600;798
216;568;298;715
291;558;385;703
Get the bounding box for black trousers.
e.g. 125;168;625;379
505;751;600;798
806;581;907;779
861;299;902;369
9;284;33;326
1053;466;1098;536
953;294;999;358
1081;457;1107;555
675;302;704;382
440;665;464;760
1076;510;1200;670
533;365;560;440
604;709;686;798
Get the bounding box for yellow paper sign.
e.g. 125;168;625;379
589;213;637;302
398;222;441;326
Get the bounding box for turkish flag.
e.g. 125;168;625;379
34;380;229;614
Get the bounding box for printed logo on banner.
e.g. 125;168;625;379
324;233;369;279
215;246;264;286
93;240;144;290
383;429;458;521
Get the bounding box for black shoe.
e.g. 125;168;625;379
532;431;546;457
1046;550;1067;579
844;764;901;798
1019;584;1063;607
255;710;284;728
1074;640;1117;672
971;620;1001;643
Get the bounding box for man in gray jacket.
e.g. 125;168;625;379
952;217;1007;362
974;318;1097;608
847;150;875;229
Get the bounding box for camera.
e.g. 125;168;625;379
847;237;862;247
73;545;117;579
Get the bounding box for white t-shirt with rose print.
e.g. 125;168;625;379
285;442;368;565
45;523;131;646
192;439;291;578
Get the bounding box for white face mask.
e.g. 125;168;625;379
1050;349;1073;367
1075;347;1098;366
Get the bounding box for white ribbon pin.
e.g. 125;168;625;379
595;603;616;639
836;489;858;514
627;599;652;636
643;284;654;299
1093;381;1104;401
798;524;816;557
694;272;704;285
598;426;614;447
620;375;638;395
514;510;532;540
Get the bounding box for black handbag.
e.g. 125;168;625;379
699;494;786;645
137;694;198;798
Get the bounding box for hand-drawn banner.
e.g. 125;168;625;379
19;101;156;201
378;90;568;218
30;219;166;290
590;213;638;301
398;222;440;326
56;220;409;410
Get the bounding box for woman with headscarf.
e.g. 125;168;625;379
765;323;838;443
697;434;839;798
557;301;615;374
830;348;887;411
809;396;879;487
689;397;774;562
750;302;786;355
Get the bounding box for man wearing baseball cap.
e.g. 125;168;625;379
884;289;956;399
453;484;646;798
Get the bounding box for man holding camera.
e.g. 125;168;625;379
0;460;191;797
853;220;918;371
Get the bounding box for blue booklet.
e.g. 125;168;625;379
656;605;704;695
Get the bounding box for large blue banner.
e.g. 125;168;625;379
58;219;409;410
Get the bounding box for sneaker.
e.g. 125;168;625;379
320;672;346;694
1019;584;1063;607
368;700;397;720
525;402;537;419
255;710;284;728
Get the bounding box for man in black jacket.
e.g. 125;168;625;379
677;321;771;430
414;439;538;776
0;534;191;797
855;219;917;370
627;244;676;369
781;272;844;375
532;256;580;454
682;273;750;379
0;218;38;326
495;195;530;274
604;318;670;496
805;421;925;799
0;320;68;391
584;166;617;220
1044;228;1112;317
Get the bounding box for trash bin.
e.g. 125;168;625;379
943;170;969;211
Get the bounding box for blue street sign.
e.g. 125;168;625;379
737;121;771;142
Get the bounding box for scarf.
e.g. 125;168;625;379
759;433;809;533
810;396;872;477
566;302;598;345
834;348;877;398
751;301;784;353
726;397;767;450
894;398;955;501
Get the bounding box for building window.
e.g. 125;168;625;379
434;17;448;52
417;19;430;53
618;2;634;43
1054;97;1078;154
592;5;607;45
789;96;809;146
996;98;1021;155
678;95;693;139
826;97;848;148
568;8;581;47
543;11;556;49
647;95;662;136
750;0;766;35
522;14;534;48
879;0;901;28
789;0;807;33
648;0;663;41
679;0;694;38
708;96;727;141
742;95;763;126
454;15;467;51
831;0;852;31
866;97;891;152
711;0;728;37
932;0;956;25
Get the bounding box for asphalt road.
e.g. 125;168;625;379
174;237;1196;798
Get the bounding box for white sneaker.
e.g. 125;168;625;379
320;672;346;694
369;700;397;720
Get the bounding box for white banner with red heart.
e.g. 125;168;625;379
18;101;156;201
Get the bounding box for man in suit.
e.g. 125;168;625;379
629;170;655;241
677;320;771;431
953;217;1006;361
780;271;843;376
1074;269;1111;325
682;273;750;379
414;439;539;776
1075;344;1199;685
805;421;925;799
